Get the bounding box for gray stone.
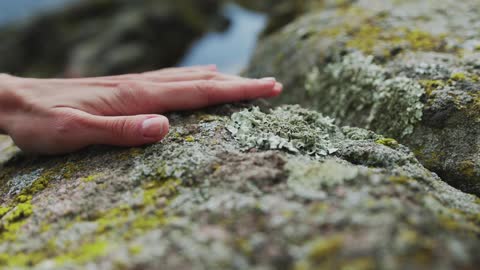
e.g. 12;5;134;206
0;103;479;269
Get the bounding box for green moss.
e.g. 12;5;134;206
55;240;109;265
340;258;375;270
5;202;33;223
419;80;445;96
62;162;81;179
389;175;412;185
82;174;102;183
184;135;195;142
0;201;33;242
450;72;467;81
375;138;399;148
0;207;10;218
308;235;344;260
15;194;32;203
25;173;52;194
128;245;142;255
0;251;47;268
142;178;180;206
294;235;345;270
458;160;476;178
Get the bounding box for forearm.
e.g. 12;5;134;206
0;74;22;134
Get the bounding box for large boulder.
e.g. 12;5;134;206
0;103;479;269
0;0;224;77
245;0;480;195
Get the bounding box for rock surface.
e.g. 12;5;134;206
246;0;480;195
1;1;480;269
0;0;224;77
0;104;479;269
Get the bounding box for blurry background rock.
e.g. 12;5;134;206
245;0;480;195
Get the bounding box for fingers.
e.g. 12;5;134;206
143;65;217;75
80;113;170;147
117;78;282;114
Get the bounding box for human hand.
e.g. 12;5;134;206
0;66;282;154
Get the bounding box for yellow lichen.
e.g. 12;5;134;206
55;240;109;265
458;160;476;178
450;72;467;81
128;245;142;255
0;207;10;218
375;138;399;148
419;80;445;96
81;174;102;183
184;135;195;142
388;175;413;185
15;195;32;203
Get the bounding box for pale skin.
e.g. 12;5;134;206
0;65;282;155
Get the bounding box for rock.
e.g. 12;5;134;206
0;0;224;77
245;0;480;195
0;103;479;269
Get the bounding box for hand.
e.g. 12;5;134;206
0;66;282;154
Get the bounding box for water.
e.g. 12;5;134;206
179;3;267;74
0;1;267;75
0;0;75;25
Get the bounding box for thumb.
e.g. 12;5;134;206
86;114;170;147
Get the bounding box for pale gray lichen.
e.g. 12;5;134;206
286;158;360;200
305;52;424;138
226;105;341;158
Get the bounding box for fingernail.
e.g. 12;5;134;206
273;82;283;93
260;77;276;82
142;117;166;138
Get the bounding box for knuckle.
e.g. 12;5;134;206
196;80;215;92
203;71;218;80
109;118;134;138
51;111;84;137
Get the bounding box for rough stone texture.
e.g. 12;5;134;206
0;104;479;269
0;0;224;77
245;0;480;195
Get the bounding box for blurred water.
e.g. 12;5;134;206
179;3;267;74
0;0;74;25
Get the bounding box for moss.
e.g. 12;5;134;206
142;178;180;206
294;235;345;270
0;207;10;218
184;135;195;142
128;245;142;255
458;160;476;178
328;18;448;58
308;235;344;260
62;162;81;179
389;175;412;185
375;138;399;148
0;251;47;268
340;258;375;270
15;194;32;203
419;80;445;96
55;240;109;265
24;173;52;195
5;202;33;223
450;72;467;81
0;201;33;242
82;174;102;183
